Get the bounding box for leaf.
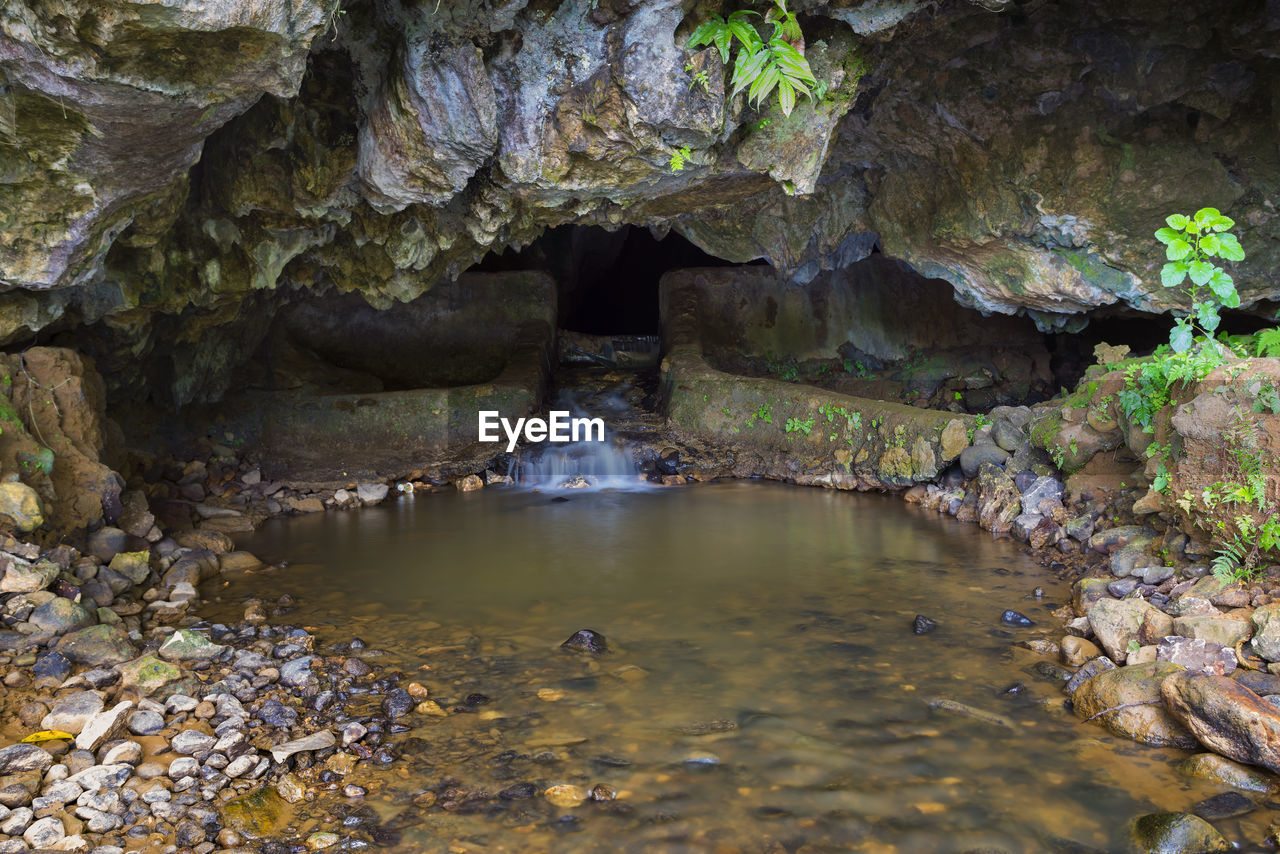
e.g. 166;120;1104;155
1160;261;1187;288
1188;260;1215;286
1208;269;1239;307
1217;233;1245;261
1154;227;1182;245
1194;207;1221;228
20;730;74;744
725;15;762;53
686;18;725;50
1170;323;1194;353
1196;301;1221;332
776;76;796;116
1254;327;1280;358
747;63;781;108
1166;213;1190;229
1199;234;1221;256
1165;239;1192;261
769;39;816;84
729;49;768;98
1211;213;1235;232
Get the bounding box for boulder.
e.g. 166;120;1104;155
974;462;1021;533
1157;637;1237;676
118;655;190;698
1162;672;1280;773
39;691;104;735
1131;812;1229;854
0;483;43;533
54;625;136;666
1252;602;1280;661
1072;662;1196;748
29;597;95;634
1087;598;1172;662
1176;753;1278;794
959;443;1009;478
1172;615;1252;648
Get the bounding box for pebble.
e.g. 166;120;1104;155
544;785;588;807
1000;609;1034;628
912;614;939;635
171;730;215;755
127;709;165;736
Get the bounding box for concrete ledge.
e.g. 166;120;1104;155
660;268;975;489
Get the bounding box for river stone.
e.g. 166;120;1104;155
1131;812;1229;854
991;418;1025;452
22;815;64;849
29;597;95;634
107;551;151;585
0;483;43;533
1071;662;1196;748
1111;546;1155;578
1019;475;1063;516
158;629;225;662
1166;595;1219;618
270;730;336;763
544;784;588;807
76;701;134;752
1177;753;1279;794
127;710;164;736
31;651;70;683
1064;655;1117;695
118;655;188;697
1087;598;1172;662
912;614;938;635
0;557;58;594
1251;603;1280;661
1234;671;1280;695
1157;637;1237;676
67;764;132;790
171;730;215;755
356;483;389;504
0;745;52;776
87;529;129;563
1173;615;1252;648
1061;636;1102;667
279;656;318;688
975;462;1020;533
40;692;104;735
218;551;265;577
1073;578;1112;617
561;629;608;654
959;443;1008;478
54;625;136;666
1162;672;1280;773
1089;526;1158;554
1192;791;1255;820
223;787;286;835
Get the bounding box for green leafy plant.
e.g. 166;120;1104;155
685;0;817;117
685;62;711;93
785;416;814;435
669;146;692;172
1254;328;1280;358
1154;207;1245;353
1250;376;1280;415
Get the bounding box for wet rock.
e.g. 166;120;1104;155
357;483;390;504
223;787;286;835
218;551;265;578
561;629;608;654
1064;656;1117;695
0;745;53;775
544;784;588;807
959;443;1009;478
1073;578;1112;617
29;597;95;634
54;625;136;667
0;557;58;594
106;551;151;585
1140;565;1176;586
86;528;129;563
1234;671;1280;695
279;656;318;688
1020;475;1063;516
270;730;336;763
974;462;1021;533
1060;636;1101;667
171;730;215;755
67;764;131;790
1072;662;1196;748
40;692;104;735
1251;602;1280;661
1107;578;1139;598
22;815;64;849
1090;526;1158;554
1177;753;1279;794
912;614;938;635
76;701;133;752
1192;791;1255;820
1000;609;1033;628
127;710;165;737
118;655;188;697
1131;812;1229;854
0;483;43;533
158;629;226;662
382;689;413;718
1087;598;1172;662
454;475;484;492
1157;637;1237;676
1172;615;1252;648
500;782;537;800
1162;672;1280;773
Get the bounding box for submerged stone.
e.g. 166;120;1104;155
561;629;608;654
1131;812;1229;854
912;615;938;635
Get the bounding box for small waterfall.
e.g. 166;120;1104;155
516;391;648;490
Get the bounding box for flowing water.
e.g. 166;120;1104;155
223;482;1277;853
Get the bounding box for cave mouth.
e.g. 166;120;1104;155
473;224;748;336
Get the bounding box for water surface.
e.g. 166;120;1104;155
223;482;1271;853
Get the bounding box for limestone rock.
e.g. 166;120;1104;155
0;483;43;532
1072;662;1196;748
75;701;134;752
1162;672;1280;773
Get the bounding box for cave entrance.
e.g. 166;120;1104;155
475;224;743;337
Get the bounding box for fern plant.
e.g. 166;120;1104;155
686;0;818;117
1254;327;1280;358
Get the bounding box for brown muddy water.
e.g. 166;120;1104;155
218;481;1276;853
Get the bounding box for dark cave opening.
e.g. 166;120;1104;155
473;225;750;335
